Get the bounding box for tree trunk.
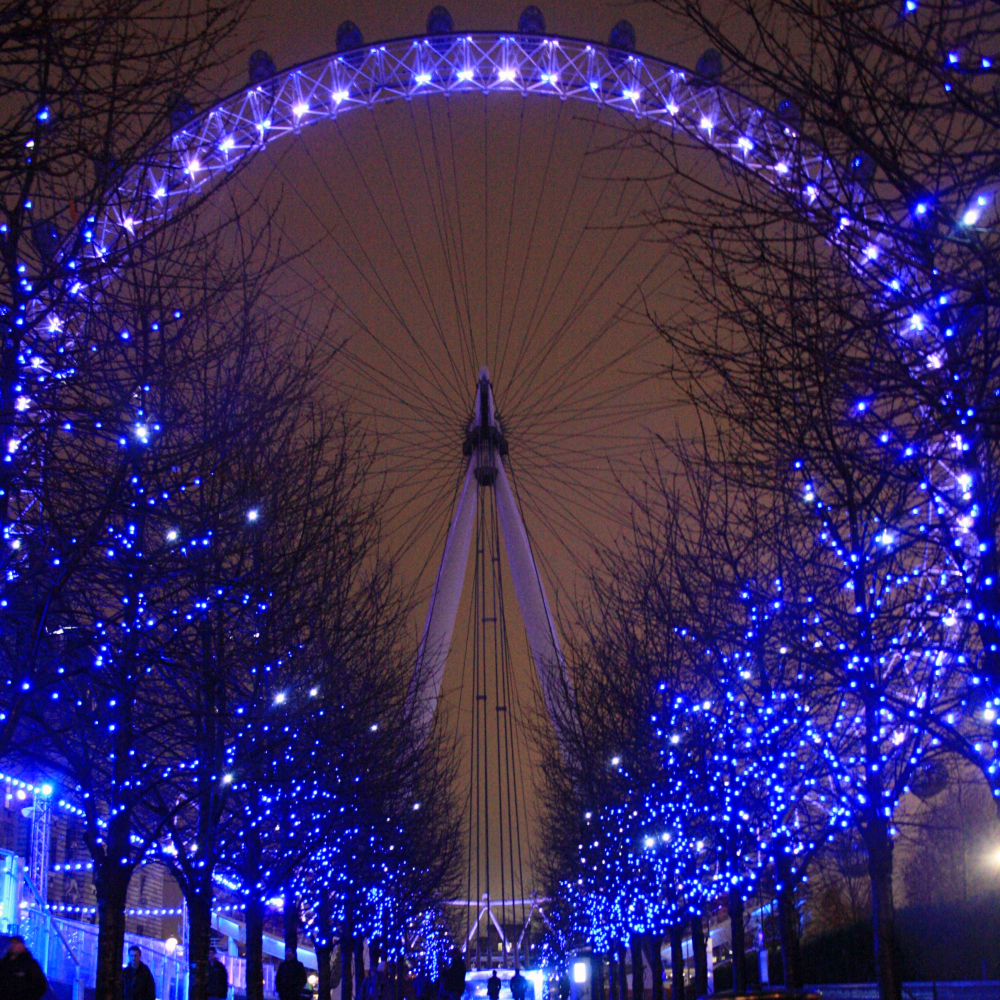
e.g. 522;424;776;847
690;915;707;999
728;889;747;995
316;895;333;1000
94;859;131;1000
285;889;299;956
645;935;663;1000
187;880;214;1000
609;950;618;1000
356;938;367;996
597;954;606;1000
617;945;628;1000
669;926;684;1000
246;897;266;1000
866;827;902;1000
630;934;645;1000
342;934;354;1000
775;855;803;990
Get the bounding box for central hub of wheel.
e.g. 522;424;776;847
463;367;508;487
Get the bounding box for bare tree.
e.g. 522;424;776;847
0;0;249;761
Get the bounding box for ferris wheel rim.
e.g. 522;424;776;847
92;28;856;264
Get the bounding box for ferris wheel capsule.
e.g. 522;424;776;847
336;20;365;67
517;5;546;52
426;6;455;54
608;19;636;67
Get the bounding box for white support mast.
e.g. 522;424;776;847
407;368;571;742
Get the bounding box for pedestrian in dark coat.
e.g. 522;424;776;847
276;946;309;1000
122;945;156;1000
509;969;528;1000
207;947;230;999
487;970;502;1000
442;949;466;1000
0;936;48;1000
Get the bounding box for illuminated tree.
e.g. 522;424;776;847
0;0;248;763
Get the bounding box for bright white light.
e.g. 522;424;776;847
670;734;680;744
8;439;21;454
643;837;655;849
47;315;63;333
154;186;167;199
166;530;178;542
737;136;754;153
222;774;233;784
957;473;973;491
910;314;926;331
864;245;879;260
876;530;894;547
187;158;200;175
623;88;641;102
413;802;421;811
122;218;135;234
498;67;517;82
134;424;149;443
542;73;559;85
573;963;587;984
666;102;679;114
219;137;235;152
963;207;981;226
775;162;789;175
414;73;432;86
11;539;21;550
309;687;318;697
15;397;30;412
292;102;309;118
926;353;943;369
274;692;286;705
699;116;713;131
370;723;379;731
610;756;621;766
247;509;259;522
457;68;474;82
40;783;53;797
332;89;350;104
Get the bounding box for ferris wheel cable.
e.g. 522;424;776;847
352;109;474;404
492;98;571;386
483;94;529;386
503;143;647;397
287;143;469;410
508;248;673;406
226;175;458;427
497;108;615;388
417;96;480;380
504;184;664;413
265;154;465;415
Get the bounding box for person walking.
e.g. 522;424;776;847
442;949;466;1000
509;968;527;1000
207;946;230;1000
0;936;48;1000
122;945;156;1000
277;946;309;1000
487;969;502;1000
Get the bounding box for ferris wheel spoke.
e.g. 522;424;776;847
283;139;468;408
